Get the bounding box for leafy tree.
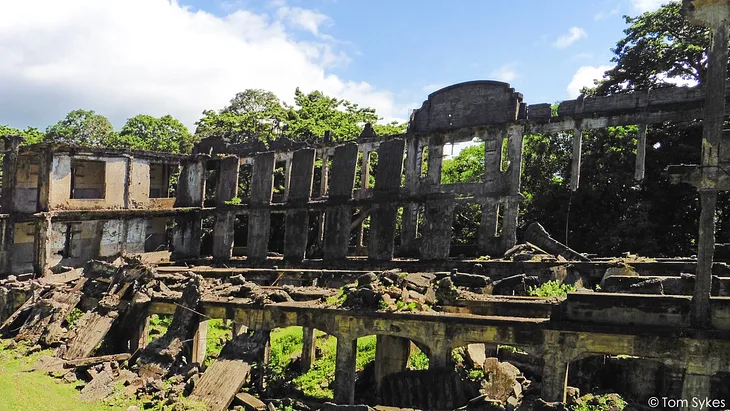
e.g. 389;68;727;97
195;88;404;146
283;88;380;143
592;1;709;95
195;89;285;145
0;125;44;145
111;114;195;153
441;144;485;246
372;121;408;136
45;109;115;147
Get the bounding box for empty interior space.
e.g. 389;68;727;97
70;159;105;199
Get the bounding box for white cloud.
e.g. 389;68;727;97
490;63;519;83
567;65;612;98
595;6;620;20
553;27;587;48
0;0;406;132
276;6;330;37
630;0;666;13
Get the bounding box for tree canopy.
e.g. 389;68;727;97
592;1;709;95
195;88;406;145
45;109;116;147
111;114;195;153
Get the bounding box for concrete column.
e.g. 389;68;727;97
478;198;499;256
171;212;202;260
323;143;358;261
284;149;315;262
635;124;648;181
693;22;730;328
368;139;405;261
570;127;583;192
680;372;712;411
541;353;569;403
1;136;22;213
400;136;422;256
215;156;240;205
192;320;209;365
374;335;410;389
301;327;317;372
419;196;455;260
333;336;357;404
212;210;236;260
247;153;275;262
428;342;451;370
174;157;205;208
33;214;52;277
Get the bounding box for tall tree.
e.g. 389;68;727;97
111;114;195;153
195;89;286;145
283;88;380;142
592;1;709;95
0;125;44;145
45;109;115;147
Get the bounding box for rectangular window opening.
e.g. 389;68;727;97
237;163;253;199
233;214;249;256
204;161;220;207
70;160;105;199
149;163;179;198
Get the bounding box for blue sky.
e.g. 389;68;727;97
0;0;668;131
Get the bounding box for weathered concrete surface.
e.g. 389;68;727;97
284;149;315;261
368;139;405;261
324;143;358;260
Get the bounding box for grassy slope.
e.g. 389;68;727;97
0;343;120;411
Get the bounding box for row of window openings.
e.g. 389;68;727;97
69;160;178;200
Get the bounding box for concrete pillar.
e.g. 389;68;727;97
419;196;455;260
680;372;712;411
215;156;240;205
427;342;451;370
634;124;648;181
374;335;410;389
212;210;236;260
685;0;730;329
247;153;275;262
541;353;569;403
0;136;22;213
284;149;315;262
570;127;583;192
174;157;205;207
33;214;52;277
400;136;422;256
323;143;358;261
192;320;209;365
171;212;202;260
333;336;357;404
368;139;405;261
478;198;499;256
301;327;317;372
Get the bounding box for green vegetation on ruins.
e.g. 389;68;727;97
528;280;577;298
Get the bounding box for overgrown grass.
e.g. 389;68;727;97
268;327;304;377
203;319;233;367
528;280;577;297
291;334;379;400
0;339;206;410
408;345;429;370
293;333;337;400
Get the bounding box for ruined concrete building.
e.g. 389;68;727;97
2;78;730;410
0;138;186;274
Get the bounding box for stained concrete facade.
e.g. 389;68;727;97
0;142;185;275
